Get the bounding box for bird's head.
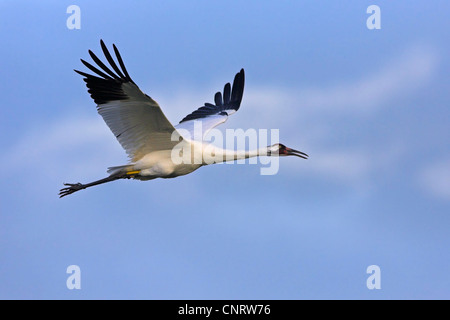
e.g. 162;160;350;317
267;143;308;159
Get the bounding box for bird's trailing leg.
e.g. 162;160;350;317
59;172;135;198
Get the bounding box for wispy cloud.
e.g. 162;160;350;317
296;45;438;114
239;44;439;124
0;114;124;179
242;45;438;185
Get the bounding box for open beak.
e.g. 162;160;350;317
286;147;308;159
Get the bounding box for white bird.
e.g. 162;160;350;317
59;40;308;198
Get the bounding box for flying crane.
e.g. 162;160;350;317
59;40;308;198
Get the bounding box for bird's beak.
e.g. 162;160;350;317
286;147;308;159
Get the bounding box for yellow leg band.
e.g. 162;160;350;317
127;170;140;175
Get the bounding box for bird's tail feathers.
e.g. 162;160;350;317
107;164;135;175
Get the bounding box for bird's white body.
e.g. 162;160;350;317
132;143;203;180
115;139;270;180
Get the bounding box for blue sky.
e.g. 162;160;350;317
0;1;449;299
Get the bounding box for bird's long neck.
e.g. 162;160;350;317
227;148;267;161
202;145;269;164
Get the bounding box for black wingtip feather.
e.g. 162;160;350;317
223;83;231;104
214;92;223;106
112;43;133;83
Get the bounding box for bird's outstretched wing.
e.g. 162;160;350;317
175;69;245;140
75;40;182;162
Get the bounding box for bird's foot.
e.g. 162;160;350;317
59;183;85;198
